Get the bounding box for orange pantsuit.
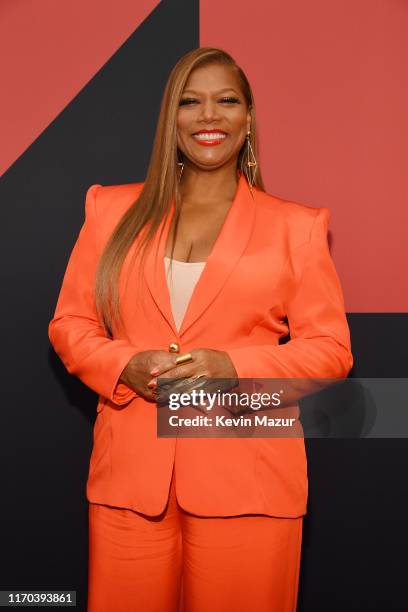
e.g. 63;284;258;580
48;174;353;610
87;467;303;612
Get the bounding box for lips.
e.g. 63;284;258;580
192;129;227;135
191;130;227;146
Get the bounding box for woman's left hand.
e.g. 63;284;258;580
147;348;237;388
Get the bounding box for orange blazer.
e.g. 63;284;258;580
48;173;353;518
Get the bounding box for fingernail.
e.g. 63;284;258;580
150;368;160;376
147;379;157;388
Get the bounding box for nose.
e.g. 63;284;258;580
198;98;220;122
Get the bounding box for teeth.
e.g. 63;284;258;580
193;133;226;140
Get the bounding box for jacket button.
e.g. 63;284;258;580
168;342;180;353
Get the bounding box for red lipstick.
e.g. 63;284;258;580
191;129;227;146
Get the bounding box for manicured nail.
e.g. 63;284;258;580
147;379;157;388
150;368;160;376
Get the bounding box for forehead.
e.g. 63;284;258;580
183;63;243;94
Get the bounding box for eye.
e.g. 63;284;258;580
179;96;241;106
220;96;240;104
179;98;197;106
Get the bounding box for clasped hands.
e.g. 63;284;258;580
119;348;238;402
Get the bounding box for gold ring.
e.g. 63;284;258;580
175;353;193;365
182;374;207;396
188;374;206;383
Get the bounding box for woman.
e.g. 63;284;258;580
48;47;353;611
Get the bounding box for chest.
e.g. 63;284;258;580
164;200;232;262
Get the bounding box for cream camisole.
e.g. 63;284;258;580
164;256;206;331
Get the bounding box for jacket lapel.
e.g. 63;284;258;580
143;204;179;336
179;174;256;336
143;173;257;338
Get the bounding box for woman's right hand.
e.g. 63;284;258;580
119;350;178;401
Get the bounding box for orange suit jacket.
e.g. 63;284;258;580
48;173;353;518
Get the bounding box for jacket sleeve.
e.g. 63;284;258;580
48;184;141;405
224;207;353;379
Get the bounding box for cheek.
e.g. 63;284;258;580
176;131;186;152
177;132;190;153
177;110;195;132
229;119;248;148
231;113;249;134
176;114;184;133
177;115;193;147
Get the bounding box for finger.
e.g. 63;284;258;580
140;389;157;403
149;353;179;376
159;363;200;380
148;362;202;386
150;351;198;377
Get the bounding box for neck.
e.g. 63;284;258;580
179;160;239;204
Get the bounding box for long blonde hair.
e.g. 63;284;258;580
94;47;265;337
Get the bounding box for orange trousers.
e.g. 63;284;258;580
87;467;303;612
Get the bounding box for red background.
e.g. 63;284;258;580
1;0;407;311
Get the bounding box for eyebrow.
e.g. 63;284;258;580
181;87;241;95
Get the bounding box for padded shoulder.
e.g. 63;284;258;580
255;188;329;250
94;182;145;220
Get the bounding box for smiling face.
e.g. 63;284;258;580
176;62;252;172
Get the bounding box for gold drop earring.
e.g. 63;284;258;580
245;130;257;189
177;161;184;180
